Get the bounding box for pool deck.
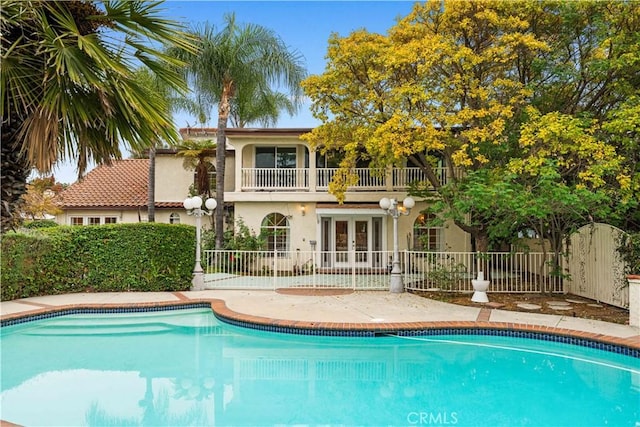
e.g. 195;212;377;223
1;290;639;350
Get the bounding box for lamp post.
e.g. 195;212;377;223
379;196;415;293
184;196;217;291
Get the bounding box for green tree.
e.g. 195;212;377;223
302;0;547;254
303;0;640;259
134;67;172;223
176;140;216;199
175;13;307;248
134;66;202;222
511;166;613;290
1;0;196;231
230;84;297;128
523;1;640;120
600;97;640;231
19;176;64;221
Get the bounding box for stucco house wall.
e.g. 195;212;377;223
56;128;473;257
154;155;194;203
55;209;141;226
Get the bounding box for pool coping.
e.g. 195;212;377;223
1;298;638;356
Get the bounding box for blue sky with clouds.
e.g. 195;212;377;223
50;1;417;183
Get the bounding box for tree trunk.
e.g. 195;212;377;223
1;114;30;232
215;86;232;249
474;229;490;280
451;218;491;280
147;144;156;223
547;226;565;294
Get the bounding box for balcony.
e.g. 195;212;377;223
240;167;455;192
241;168;309;190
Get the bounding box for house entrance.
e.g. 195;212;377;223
320;216;384;269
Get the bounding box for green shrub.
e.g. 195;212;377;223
618;232;640;276
1;223;195;301
23;219;59;229
222;219;265;273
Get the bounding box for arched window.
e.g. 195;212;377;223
169;213;180;224
207;163;216;193
261;213;289;252
413;213;443;251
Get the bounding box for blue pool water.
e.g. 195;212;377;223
1;308;638;426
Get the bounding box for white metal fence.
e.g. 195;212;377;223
404;251;563;293
202;250;563;293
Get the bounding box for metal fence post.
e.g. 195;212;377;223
312;248;317;289
352;246;356;290
402;250;407;285
273;249;277;290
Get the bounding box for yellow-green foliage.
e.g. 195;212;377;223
510;107;625;189
302;0;548;199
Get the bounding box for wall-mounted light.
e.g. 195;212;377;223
301;204;306;216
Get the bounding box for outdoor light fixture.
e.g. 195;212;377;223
379;196;415;293
301;204;306;216
184;196;217;290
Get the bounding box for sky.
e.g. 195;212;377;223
47;0;418;184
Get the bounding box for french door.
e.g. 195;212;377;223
320;217;383;268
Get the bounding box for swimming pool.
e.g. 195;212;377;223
1;307;638;426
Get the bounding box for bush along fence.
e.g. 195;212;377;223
1;223;196;301
202;249;564;293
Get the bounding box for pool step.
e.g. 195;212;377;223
19;308;218;336
22;321;176;336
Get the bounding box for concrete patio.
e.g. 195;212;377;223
1;290;638;349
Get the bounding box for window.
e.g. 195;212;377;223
261;213;289;252
208;164;216;193
70;216;117;226
169;213;181;224
316;148;370;168
316;150;342;168
256;147;296;168
414;214;443;251
316;149;371;187
255;147;297;187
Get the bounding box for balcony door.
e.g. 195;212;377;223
255;146;296;188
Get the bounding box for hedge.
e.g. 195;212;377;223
22;219;59;229
1;223;196;301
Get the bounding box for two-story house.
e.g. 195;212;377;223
56;128;471;271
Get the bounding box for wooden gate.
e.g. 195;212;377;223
566;223;628;308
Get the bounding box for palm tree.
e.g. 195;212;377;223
230;84;297;128
134;66;201;222
175;139;216;199
0;0;196;231
135;67;170;223
175;13;307;248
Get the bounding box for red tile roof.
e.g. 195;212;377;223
58;159;149;208
156;201;184;208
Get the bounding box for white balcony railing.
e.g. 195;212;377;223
240;167;455;191
202;249;564;293
316;168;386;190
241;168;308;190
